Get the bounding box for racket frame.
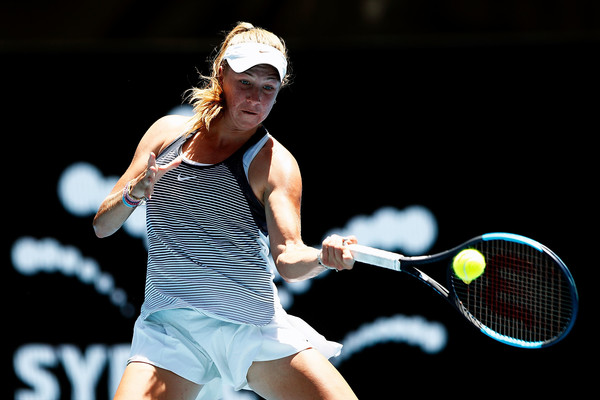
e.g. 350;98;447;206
347;232;579;349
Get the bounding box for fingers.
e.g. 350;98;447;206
153;155;182;182
163;155;183;172
139;153;182;199
155;154;182;175
320;235;357;272
141;152;157;198
147;151;157;169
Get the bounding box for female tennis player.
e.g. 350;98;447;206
93;22;358;400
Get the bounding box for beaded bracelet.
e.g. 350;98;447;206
122;180;145;208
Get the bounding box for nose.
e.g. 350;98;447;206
246;87;261;104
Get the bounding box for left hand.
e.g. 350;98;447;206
320;235;357;271
131;152;182;200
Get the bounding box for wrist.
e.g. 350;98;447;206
122;180;146;208
318;250;337;272
129;179;146;200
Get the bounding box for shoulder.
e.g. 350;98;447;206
248;135;302;203
136;115;193;156
156;114;192;129
257;136;301;182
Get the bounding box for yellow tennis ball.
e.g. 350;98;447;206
453;249;486;284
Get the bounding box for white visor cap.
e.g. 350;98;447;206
223;42;287;82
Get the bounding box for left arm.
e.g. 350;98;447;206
252;139;355;282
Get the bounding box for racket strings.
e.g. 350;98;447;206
452;240;574;345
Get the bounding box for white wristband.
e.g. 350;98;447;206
318;251;337;272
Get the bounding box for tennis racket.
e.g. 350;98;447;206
347;232;578;349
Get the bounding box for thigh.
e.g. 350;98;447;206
113;361;202;400
246;349;358;400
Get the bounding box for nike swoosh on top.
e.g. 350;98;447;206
177;174;196;182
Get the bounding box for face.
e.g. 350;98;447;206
220;64;281;132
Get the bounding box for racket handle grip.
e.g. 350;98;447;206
347;244;402;271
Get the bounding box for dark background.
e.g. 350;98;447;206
5;1;598;399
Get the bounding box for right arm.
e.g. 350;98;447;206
92;116;188;238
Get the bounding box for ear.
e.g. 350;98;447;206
218;65;225;86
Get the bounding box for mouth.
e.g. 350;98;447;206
241;110;258;116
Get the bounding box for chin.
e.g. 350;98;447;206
239;114;266;128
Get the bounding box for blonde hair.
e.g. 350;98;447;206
187;22;289;133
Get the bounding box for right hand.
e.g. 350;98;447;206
320;234;357;271
131;152;182;199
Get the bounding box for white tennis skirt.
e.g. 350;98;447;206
128;306;342;399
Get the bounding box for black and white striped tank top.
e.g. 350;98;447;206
141;127;279;326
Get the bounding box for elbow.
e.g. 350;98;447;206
93;224;108;239
92;216;113;239
274;260;307;283
273;261;293;283
94;229;109;239
280;272;301;284
281;275;302;284
275;263;295;283
272;244;318;283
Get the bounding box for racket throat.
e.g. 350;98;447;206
412;267;450;298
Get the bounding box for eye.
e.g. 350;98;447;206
263;85;275;91
240;79;251;86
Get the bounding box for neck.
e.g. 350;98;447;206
205;116;259;147
183;119;260;164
